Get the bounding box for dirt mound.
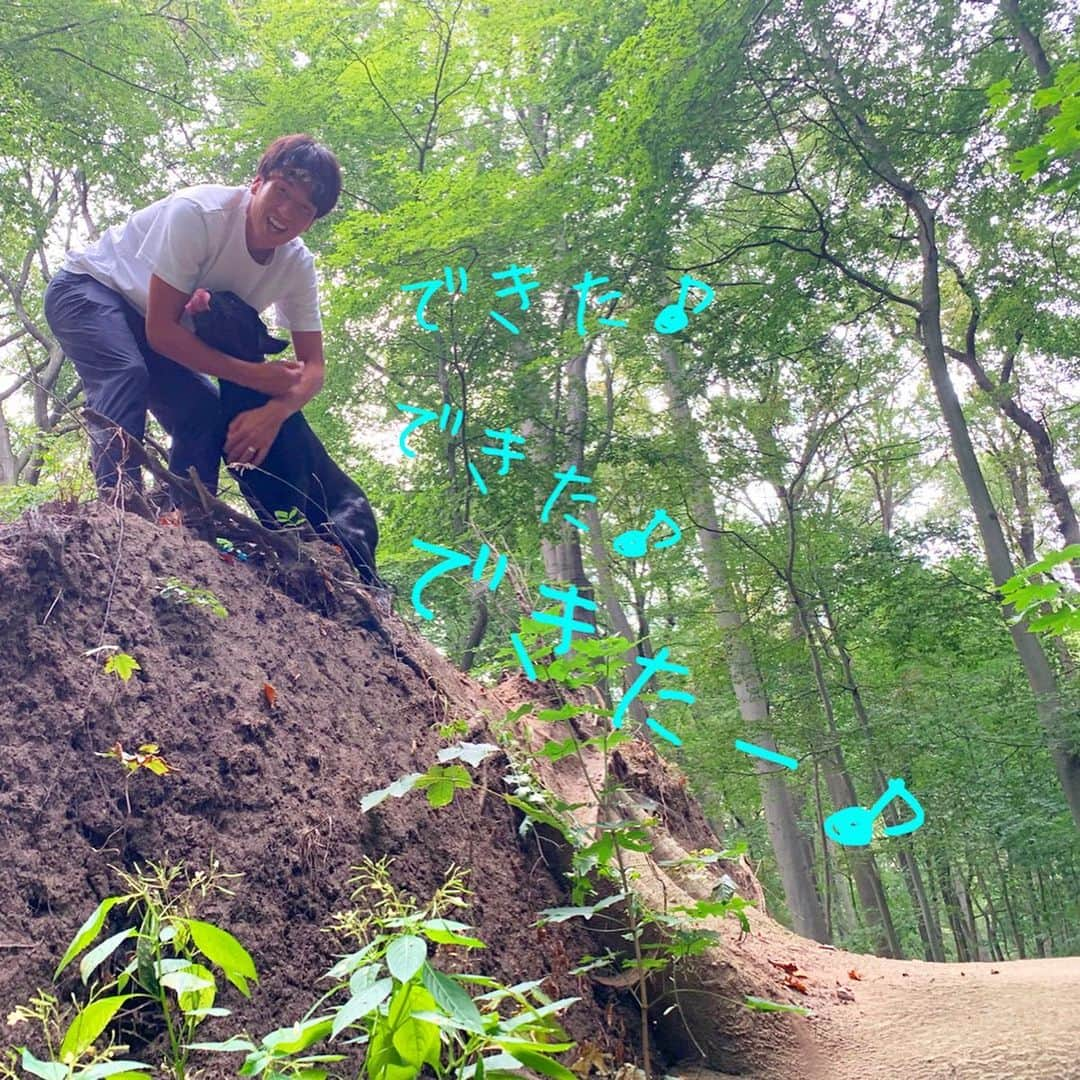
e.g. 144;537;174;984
0;503;647;1061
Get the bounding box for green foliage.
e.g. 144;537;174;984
0;990;151;1080
195;858;578;1080
48;861;255;1080
158;579;228;619
102;653;140;683
991;60;1080;192
999;545;1080;636
273;507;307;529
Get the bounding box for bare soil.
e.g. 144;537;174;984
0;503;639;1067
687;906;1080;1079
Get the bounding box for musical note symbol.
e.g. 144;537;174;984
653;274;716;335
613;509;682;558
824;778;925;847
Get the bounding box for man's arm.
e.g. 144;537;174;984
145;275;304;398
222;330;326;466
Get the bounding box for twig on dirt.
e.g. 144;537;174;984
40;587;63;625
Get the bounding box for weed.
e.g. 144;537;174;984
47;860;255;1080
192;858;581;1080
95;742;177;815
158;578;228;618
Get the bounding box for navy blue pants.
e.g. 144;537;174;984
43;269;224;496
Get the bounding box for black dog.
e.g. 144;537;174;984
185;289;381;586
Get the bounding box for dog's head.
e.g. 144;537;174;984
184;289;289;363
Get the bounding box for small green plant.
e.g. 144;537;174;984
273;507;306;529
84;646;141;684
51;861;256;1080
0;989;151;1080
103;654;141;683
95;742;177;815
158;578;228;618
195;858;580;1080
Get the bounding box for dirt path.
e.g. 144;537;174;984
703;915;1080;1079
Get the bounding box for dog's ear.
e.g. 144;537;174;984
259;328;290;355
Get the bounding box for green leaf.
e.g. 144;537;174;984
386;936;427;982
331;977;393;1040
262;1017;334;1054
186;1038;258;1053
1032;85;1064;109
160;969;215;995
536;737;580;762
421;964;485;1032
421;927;486;948
324;941;377;980
80;927;138;985
59;995;133;1061
536;894;624;924
462;1053;525;1078
1011;144;1049;180
426;780;455;807
79;1063;153;1079
103;652;141;682
986;77;1012;110
1028;610;1077;634
349;963;383;996
56;896;124;977
184;918;257;997
500;998;579;1030
505;1047;578;1080
361;773;423;813
743;995;810;1015
20;1049;66;1080
436;742;500;766
391;1014;440;1069
177;962;217;1017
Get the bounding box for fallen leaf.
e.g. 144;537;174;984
569;1043;610;1077
263;682;278;708
783;974;808;994
991;968;1000;974
848;969;862;981
769;958;799;974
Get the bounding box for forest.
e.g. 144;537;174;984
1;0;1079;1077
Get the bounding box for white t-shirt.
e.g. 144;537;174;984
63;184;322;332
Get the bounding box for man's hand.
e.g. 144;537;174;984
225;401;289;468
241;359;305;397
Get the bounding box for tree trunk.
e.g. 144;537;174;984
811;20;1080;830
458;586;489;672
954;865;987;961
993;850;1026;959
660;337;829;942
819;597;945;961
794;596;900;957
0;405;16;485
937;855;973;961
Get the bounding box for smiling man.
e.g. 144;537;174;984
43;134;341;509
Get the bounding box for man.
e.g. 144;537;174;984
43;133;341;508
